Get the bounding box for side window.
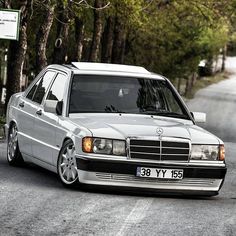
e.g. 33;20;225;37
46;73;67;101
32;71;56;104
26;83;37;100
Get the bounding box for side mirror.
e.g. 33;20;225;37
44;100;63;115
44;100;57;114
191;112;206;123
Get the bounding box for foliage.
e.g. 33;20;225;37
1;0;236;87
0;115;6;138
124;0;230;79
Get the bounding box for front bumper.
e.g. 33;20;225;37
76;157;227;195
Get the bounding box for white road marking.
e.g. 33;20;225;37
116;198;153;236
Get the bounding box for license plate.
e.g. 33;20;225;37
136;167;184;179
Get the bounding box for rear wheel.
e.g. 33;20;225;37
7;123;24;166
57;140;79;187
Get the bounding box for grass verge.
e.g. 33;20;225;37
185;72;230;99
0;116;5;139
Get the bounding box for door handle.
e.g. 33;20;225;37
36;110;42;116
19;102;24;108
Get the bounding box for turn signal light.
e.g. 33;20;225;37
219;145;225;161
82;137;93;153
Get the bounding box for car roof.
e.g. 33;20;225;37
47;63;166;80
71;62;151;74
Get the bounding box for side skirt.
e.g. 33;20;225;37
22;153;57;173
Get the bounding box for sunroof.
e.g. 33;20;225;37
71;62;151;74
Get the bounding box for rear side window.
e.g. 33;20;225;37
31;71;56;104
47;73;67;101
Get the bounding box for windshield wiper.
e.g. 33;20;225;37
73;110;126;113
156;111;188;119
105;105;125;113
140;109;188;119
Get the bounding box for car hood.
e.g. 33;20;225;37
69;113;221;144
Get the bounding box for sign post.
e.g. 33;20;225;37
0;9;20;41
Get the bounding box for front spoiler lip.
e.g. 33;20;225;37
83;182;219;197
78;170;223;194
75;155;227;179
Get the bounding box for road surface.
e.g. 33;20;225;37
1;58;236;236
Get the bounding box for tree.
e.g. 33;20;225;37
74;17;85;61
1;0;235;109
111;17;126;64
101;16;114;63
89;0;104;62
125;0;229;80
5;0;33;107
53;0;72;64
35;0;55;73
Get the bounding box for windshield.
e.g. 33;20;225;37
69;75;189;119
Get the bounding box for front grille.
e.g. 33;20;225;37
129;138;190;162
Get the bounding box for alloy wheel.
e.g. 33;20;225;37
58;143;78;185
7;125;18;162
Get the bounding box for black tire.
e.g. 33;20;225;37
7;123;24;166
57;139;79;188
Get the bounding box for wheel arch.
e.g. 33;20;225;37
62;137;73;146
8;120;18;137
6;119;24;166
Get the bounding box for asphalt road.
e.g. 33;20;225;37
1;59;236;236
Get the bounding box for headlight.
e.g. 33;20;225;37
93;138;112;154
82;137;126;156
191;145;223;161
113;140;126;156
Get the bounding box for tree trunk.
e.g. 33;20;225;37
5;0;32;107
89;0;103;62
190;72;197;89
177;78;181;93
74;17;84;62
221;45;227;72
101;16;114;63
53;0;71;64
35;1;54;73
111;18;126;64
120;36;126;64
184;78;190;97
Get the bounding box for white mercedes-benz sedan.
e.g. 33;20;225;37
5;63;227;196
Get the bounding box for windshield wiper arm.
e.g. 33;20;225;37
156;111;188;119
140;109;188;118
105;105;125;113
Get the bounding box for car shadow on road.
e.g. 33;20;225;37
0;156;223;200
82;184;220;200
0;157;62;189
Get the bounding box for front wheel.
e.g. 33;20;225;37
7;123;24;166
57;140;79;187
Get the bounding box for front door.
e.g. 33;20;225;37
32;72;68;165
